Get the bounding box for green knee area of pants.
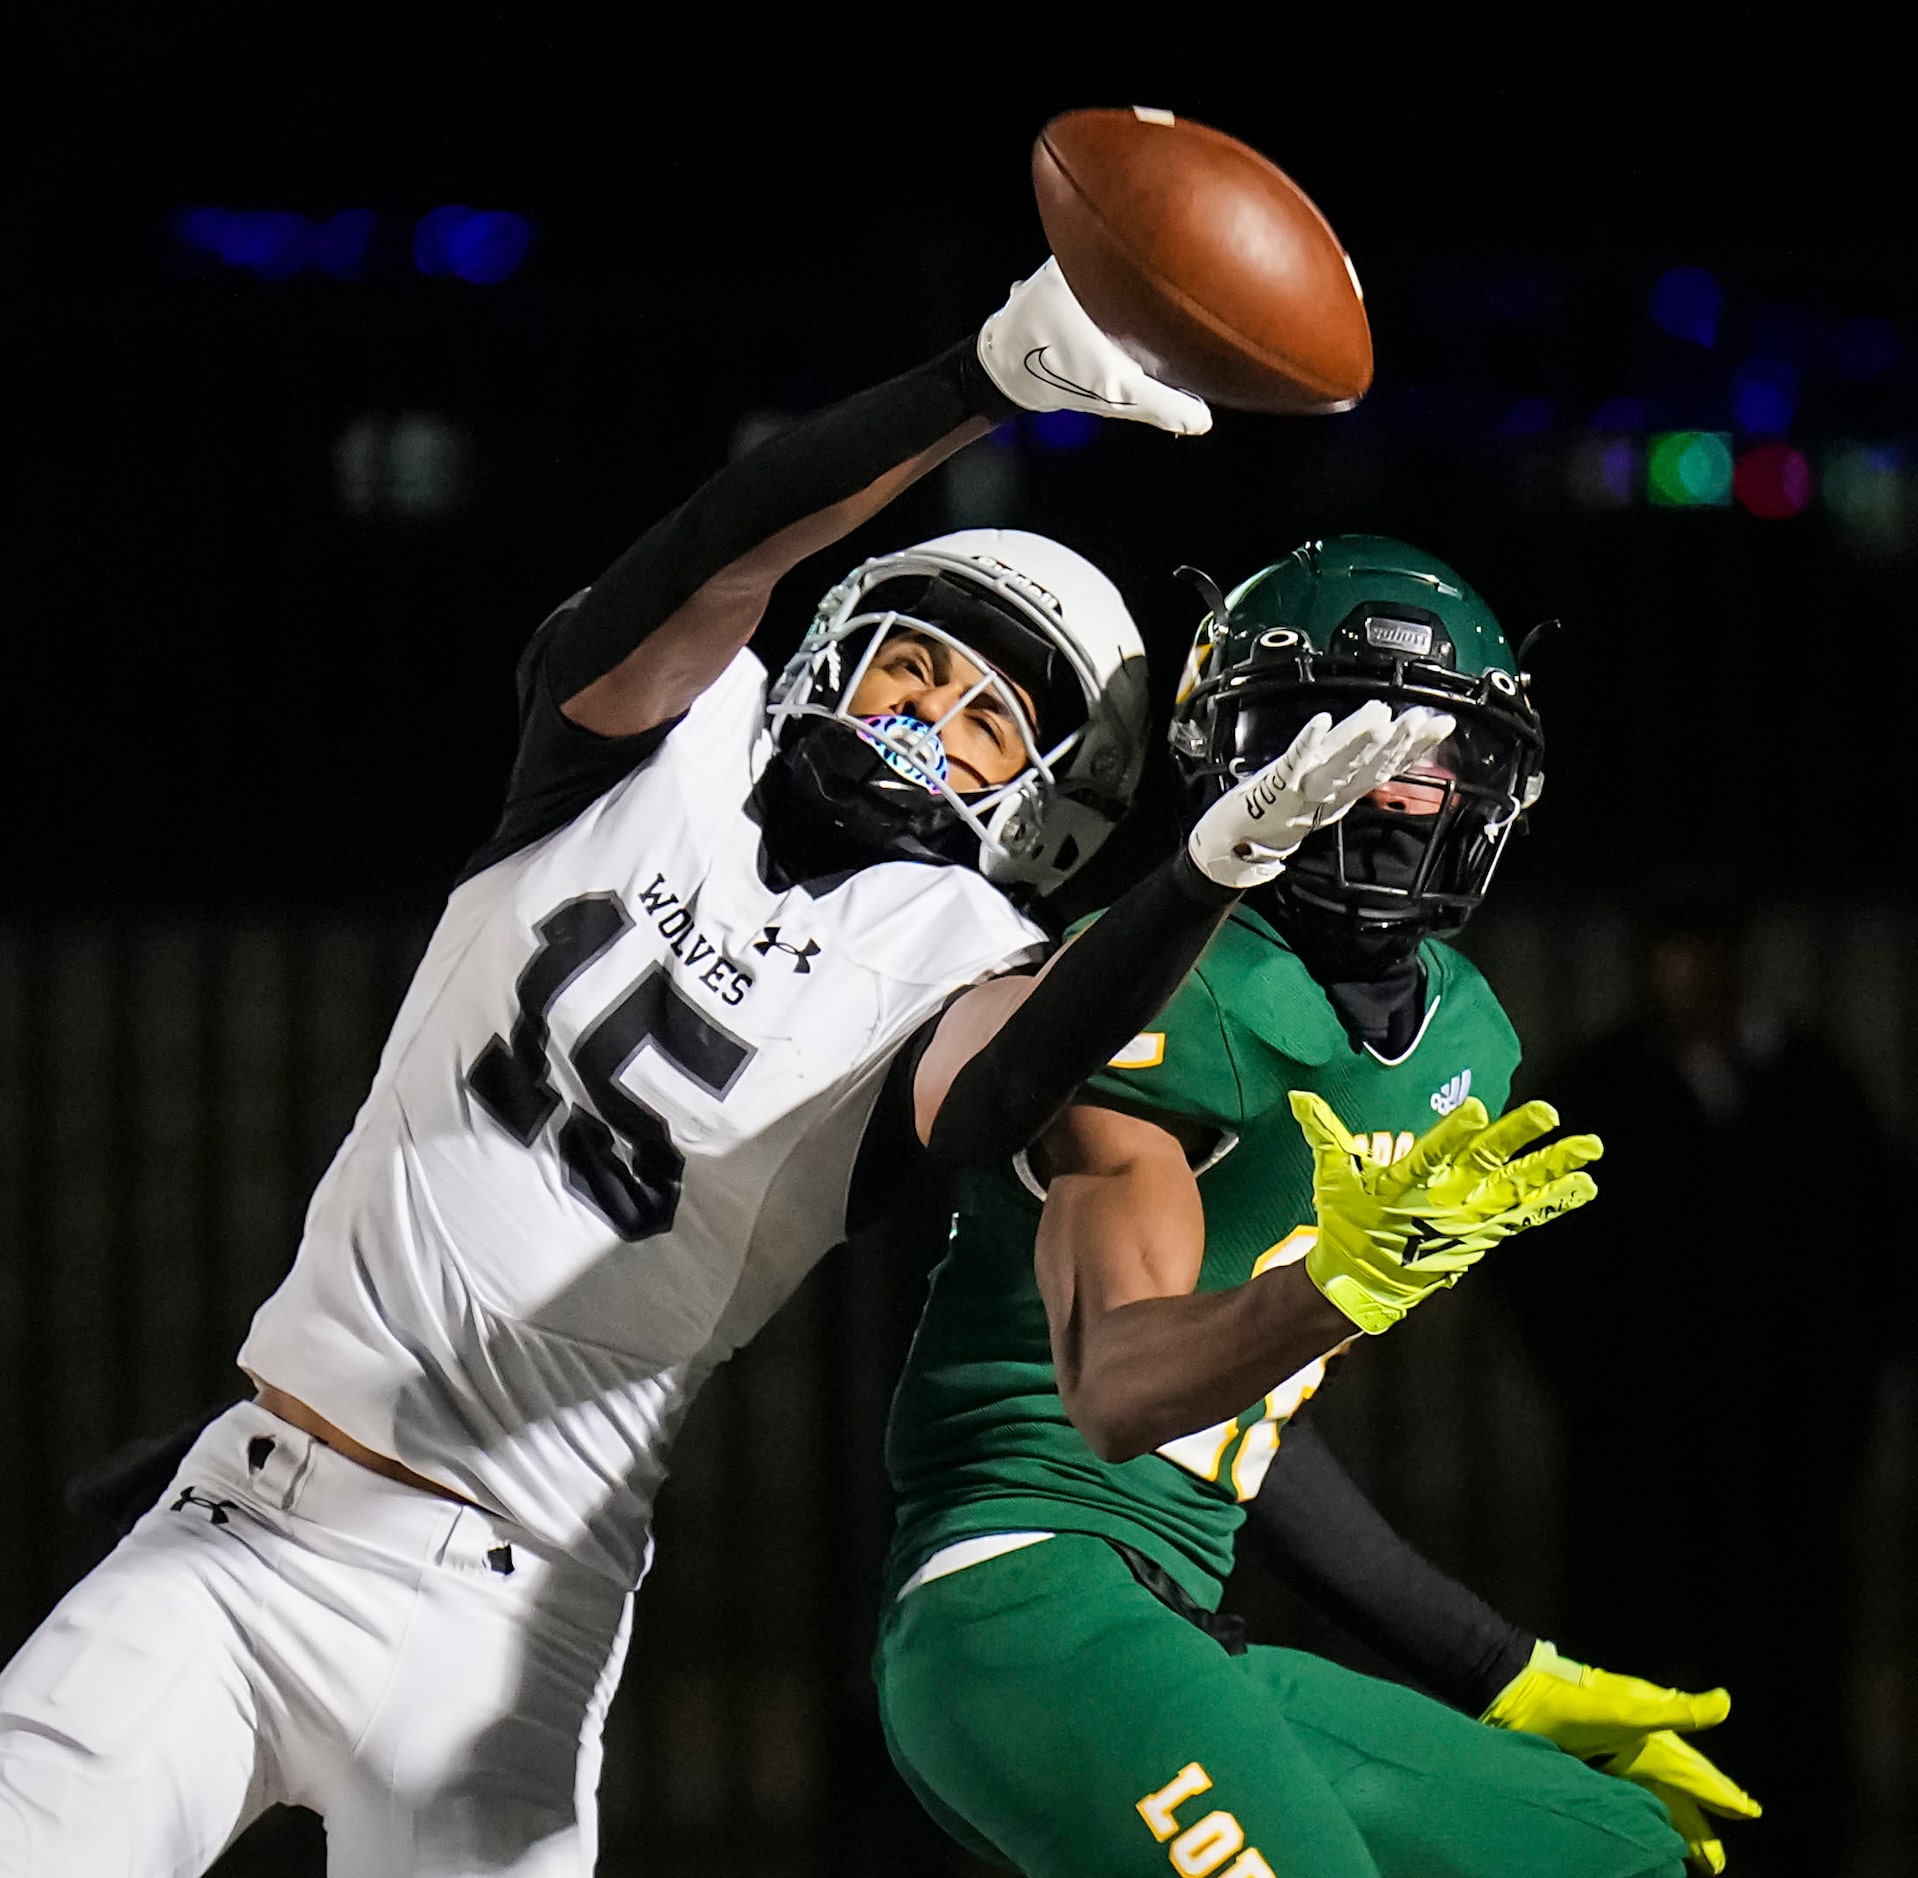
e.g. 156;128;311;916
874;1533;1687;1878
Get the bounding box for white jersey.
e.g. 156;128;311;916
241;649;1045;1586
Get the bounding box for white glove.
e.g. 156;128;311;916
1188;700;1456;890
976;258;1212;436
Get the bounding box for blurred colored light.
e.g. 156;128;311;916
1028;410;1099;451
333;411;472;518
1647;431;1733;506
313;209;378;280
413;205;468;275
175;206;228;253
1650;268;1722;348
230;211;311;278
1566;436;1640;508
1729;359;1797;435
1827;316;1903;383
414;206;533;282
1822;442;1908;539
1733;444;1811;519
1589;395;1646;431
446;210;533;283
1601;439;1639;502
174;207;315;277
1500;395;1553;438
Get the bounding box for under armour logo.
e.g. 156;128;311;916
170;1486;236;1526
1430;1069;1473;1115
753;927;821;974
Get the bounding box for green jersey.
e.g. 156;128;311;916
885;905;1521;1606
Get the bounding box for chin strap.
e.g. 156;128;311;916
755;722;978;883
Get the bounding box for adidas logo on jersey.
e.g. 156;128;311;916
1430;1069;1472;1115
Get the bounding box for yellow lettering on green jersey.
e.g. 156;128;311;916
1171;1810;1245;1876
1153;1227;1341;1502
1136;1764;1272;1878
1137;1762;1213;1840
1359;1129;1416;1165
1108;1031;1167;1070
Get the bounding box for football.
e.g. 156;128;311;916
1032;106;1373;415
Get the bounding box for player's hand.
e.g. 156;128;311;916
1482;1641;1762;1874
1290;1092;1600;1334
1186;700;1455;890
977;258;1213;435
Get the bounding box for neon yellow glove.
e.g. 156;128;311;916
1289;1092;1602;1334
1482;1640;1763;1874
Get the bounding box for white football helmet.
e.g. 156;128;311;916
766;529;1148;898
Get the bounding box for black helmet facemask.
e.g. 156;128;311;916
1179;616;1543;978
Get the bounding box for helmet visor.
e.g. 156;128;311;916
1219;691;1526;800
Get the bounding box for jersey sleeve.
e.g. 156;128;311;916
458;594;683;881
1076;945;1246;1139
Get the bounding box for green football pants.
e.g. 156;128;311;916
875;1534;1687;1878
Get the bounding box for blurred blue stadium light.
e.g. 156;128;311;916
414;207;534;282
175;208;314;278
1599;438;1640;503
1729;359;1797;436
1650;268;1723;348
174;207;380;280
1027;411;1100;451
313;209;378;280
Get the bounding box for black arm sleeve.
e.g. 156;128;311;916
460;339;1015;880
926;849;1238;1166
1241;1417;1535;1715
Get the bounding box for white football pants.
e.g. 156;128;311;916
0;1402;635;1877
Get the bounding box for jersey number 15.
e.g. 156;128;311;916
466;895;754;1241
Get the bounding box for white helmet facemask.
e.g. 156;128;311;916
766;532;1148;897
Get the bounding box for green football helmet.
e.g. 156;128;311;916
1170;535;1546;970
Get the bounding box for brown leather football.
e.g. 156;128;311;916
1033;107;1372;415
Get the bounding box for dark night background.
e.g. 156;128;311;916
5;14;1915;1877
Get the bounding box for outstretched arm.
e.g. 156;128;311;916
469;262;1209;875
914;701;1458;1159
552;345;1001;738
552;257;1213;738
